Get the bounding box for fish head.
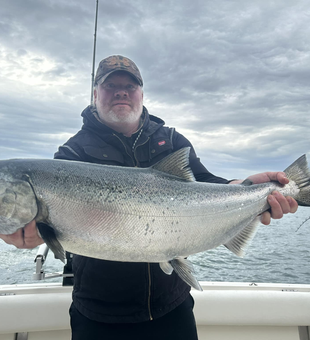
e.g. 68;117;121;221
0;177;38;235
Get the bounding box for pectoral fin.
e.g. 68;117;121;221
159;261;174;275
37;223;66;263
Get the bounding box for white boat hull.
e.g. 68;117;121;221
0;282;309;340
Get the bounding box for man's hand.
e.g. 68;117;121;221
230;171;298;225
0;220;44;249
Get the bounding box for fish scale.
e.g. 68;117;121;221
0;148;309;290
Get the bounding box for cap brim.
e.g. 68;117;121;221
96;69;142;86
96;70;115;85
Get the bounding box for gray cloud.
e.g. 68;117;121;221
0;0;309;178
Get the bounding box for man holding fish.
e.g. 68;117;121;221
0;55;299;339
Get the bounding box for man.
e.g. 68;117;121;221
0;55;298;339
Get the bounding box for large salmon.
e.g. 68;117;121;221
0;148;309;290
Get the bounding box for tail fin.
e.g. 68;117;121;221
284;155;310;206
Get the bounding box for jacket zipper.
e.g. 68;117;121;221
133;137;150;167
112;134;135;166
147;263;153;320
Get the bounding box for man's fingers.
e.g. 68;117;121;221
0;221;43;249
22;221;44;249
287;196;299;213
273;172;289;185
270;191;291;216
260;211;271;225
0;228;24;248
265;193;298;223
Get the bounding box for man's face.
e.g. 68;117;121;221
94;71;143;127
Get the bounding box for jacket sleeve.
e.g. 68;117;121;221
54;138;84;161
171;129;230;184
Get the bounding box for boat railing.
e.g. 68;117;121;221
33;244;74;282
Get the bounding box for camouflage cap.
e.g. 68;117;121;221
94;55;143;86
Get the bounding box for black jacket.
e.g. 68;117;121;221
54;105;229;323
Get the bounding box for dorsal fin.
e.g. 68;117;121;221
151;147;195;181
241;178;253;186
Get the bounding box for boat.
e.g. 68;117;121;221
0;281;309;340
0;245;309;340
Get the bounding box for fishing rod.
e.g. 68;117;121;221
90;0;99;105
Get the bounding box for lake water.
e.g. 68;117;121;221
0;206;309;285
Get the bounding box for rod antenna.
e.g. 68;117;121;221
91;0;99;105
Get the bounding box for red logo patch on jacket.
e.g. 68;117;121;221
158;141;166;146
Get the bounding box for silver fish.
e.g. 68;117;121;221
0;148;309;290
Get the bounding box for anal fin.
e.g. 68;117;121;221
224;217;260;257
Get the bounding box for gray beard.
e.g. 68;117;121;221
92;103;144;132
106;108;139;124
105;102;143;125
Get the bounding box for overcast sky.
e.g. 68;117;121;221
1;0;310;179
